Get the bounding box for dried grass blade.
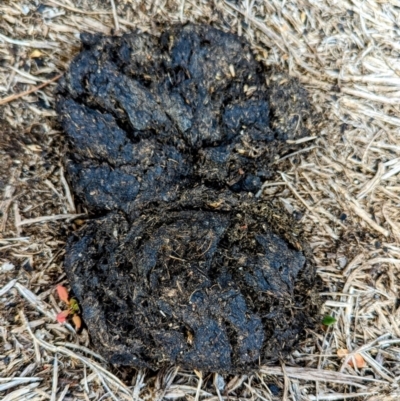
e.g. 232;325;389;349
307;392;378;400
51;354;58;401
17;213;85;226
57;384;69;401
0;279;17;296
0;378;42;392
2;382;40;401
54;342;106;362
259;366;386;386
0;33;57;48
57;347;131;396
15;283;56;320
349;200;390;237
43;0;112;15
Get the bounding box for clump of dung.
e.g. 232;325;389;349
57;24;320;373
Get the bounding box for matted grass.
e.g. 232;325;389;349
1;0;400;400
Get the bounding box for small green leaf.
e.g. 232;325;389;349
69;298;80;314
322;315;337;326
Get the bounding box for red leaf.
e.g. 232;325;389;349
56;310;70;324
337;349;367;368
56;285;69;303
72;315;82;330
350;354;367;369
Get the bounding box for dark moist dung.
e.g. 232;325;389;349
57;24;320;373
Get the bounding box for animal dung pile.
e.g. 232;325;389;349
56;24;320;373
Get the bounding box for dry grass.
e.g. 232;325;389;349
1;0;400;400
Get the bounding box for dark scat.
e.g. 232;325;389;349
57;24;321;373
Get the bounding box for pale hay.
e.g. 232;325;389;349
1;0;400;400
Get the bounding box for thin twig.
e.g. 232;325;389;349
0;74;63;106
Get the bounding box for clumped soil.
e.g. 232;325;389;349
57;24;321;373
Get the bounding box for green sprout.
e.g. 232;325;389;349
322;315;337;326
